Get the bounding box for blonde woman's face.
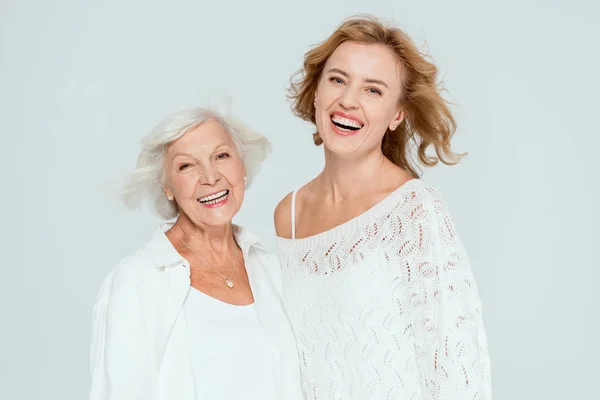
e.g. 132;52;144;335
163;119;246;228
314;41;406;157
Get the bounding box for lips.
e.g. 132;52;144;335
329;112;364;134
197;190;229;205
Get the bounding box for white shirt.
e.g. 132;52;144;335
89;222;302;400
277;179;492;399
184;288;277;400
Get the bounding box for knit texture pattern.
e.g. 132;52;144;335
277;180;492;400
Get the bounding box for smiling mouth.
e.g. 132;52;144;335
197;190;229;205
331;115;364;132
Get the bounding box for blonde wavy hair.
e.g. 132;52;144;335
288;15;464;177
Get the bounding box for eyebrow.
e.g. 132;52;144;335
171;143;232;159
212;143;233;153
172;152;194;159
327;68;389;89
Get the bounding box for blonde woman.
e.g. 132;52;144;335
275;16;492;399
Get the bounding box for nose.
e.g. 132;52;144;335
339;87;359;110
199;165;221;186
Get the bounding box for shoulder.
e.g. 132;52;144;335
113;249;151;285
93;240;156;308
234;225;285;290
248;246;283;283
274;179;319;237
386;180;459;243
240;228;280;268
395;179;451;217
395;180;464;250
274;191;294;238
233;224;278;264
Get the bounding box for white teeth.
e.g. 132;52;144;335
331;115;363;129
201;193;228;205
198;190;228;203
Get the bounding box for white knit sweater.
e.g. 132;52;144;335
277;179;492;400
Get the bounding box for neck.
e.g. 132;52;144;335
172;214;236;256
319;146;389;202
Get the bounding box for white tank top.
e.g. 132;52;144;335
184;287;278;400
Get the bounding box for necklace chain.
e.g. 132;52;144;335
170;225;238;289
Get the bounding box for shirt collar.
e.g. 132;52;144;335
145;220;270;268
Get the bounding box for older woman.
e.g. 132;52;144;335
89;106;302;400
275;16;492;399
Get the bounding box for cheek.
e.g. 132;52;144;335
221;160;246;186
169;172;197;195
316;87;335;127
317;81;340;105
366;102;396;126
224;162;246;206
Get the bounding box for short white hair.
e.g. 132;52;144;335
121;105;271;219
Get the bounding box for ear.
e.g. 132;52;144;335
389;110;407;131
164;185;174;201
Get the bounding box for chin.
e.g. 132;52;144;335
184;203;240;228
320;131;367;155
197;213;237;228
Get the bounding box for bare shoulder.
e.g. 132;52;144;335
274;191;294;238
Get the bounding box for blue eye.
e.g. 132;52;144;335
369;87;383;96
330;76;345;85
216;153;230;160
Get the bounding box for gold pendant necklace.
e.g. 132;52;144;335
171;226;238;289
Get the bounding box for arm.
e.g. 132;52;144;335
407;190;492;399
89;268;147;400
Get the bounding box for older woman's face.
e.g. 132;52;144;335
164;119;246;229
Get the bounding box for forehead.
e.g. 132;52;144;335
325;41;402;84
167;119;234;154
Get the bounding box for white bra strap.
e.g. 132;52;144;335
291;189;299;240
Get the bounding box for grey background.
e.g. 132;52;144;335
1;0;598;398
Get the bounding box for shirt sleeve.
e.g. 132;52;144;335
89;268;147;400
406;188;492;400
